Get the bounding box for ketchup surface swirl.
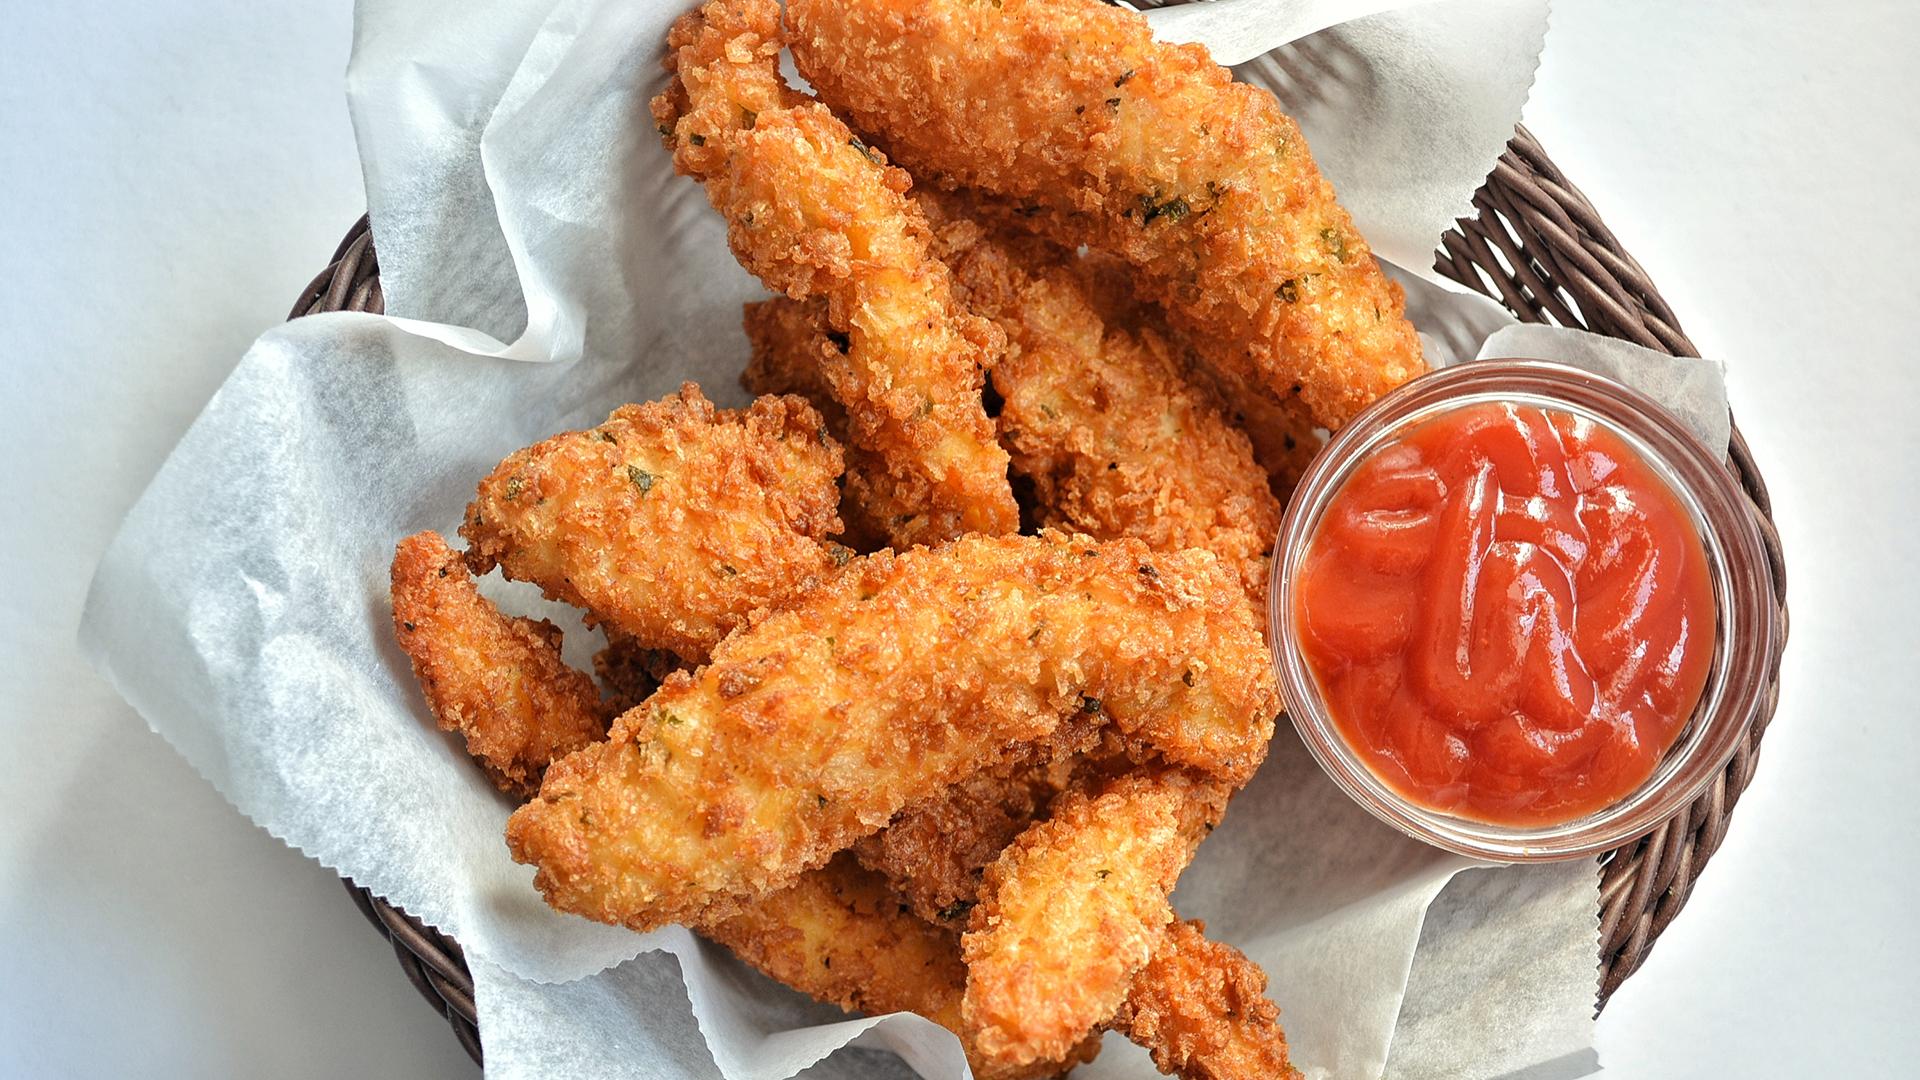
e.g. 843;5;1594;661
1293;401;1717;826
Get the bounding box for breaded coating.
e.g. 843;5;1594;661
389;532;608;798
388;547;1081;1073
962;768;1228;1068
1115;920;1302;1080
850;748;1082;928
920;193;1281;606
592;635;681;717
786;0;1425;429
505;531;1276;932
1077;252;1326;500
655;0;1016;546
747;218;1283;603
852;734;1149;933
461;385;844;664
697;855;1099;1080
1164;330;1325;503
700;854;969;1031
741;297;907;552
740;298;847;436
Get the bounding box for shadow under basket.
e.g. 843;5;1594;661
295;125;1790;1067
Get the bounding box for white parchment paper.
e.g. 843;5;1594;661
75;0;1737;1076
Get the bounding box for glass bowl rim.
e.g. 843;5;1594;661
1267;358;1777;862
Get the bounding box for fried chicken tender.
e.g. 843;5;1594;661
746;240;1286;1051
1076;252;1326;500
919;193;1282;606
1116;920;1302;1080
786;0;1425;429
719;751;1295;1080
698;854;1099;1080
734;217;1294;1076
505;531;1276;932
1160;329;1324;503
962;767;1228;1068
387;549;1083;1075
389;544;1085;1073
904;784;1302;1080
700;853;966;1030
741;297;909;552
655;0;1016;546
460;385;844;665
593;635;681;716
389;531;608;798
848;747;1082;928
747;216;1282;604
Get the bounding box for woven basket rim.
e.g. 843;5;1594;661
306;124;1790;1068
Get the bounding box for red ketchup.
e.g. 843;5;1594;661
1293;401;1716;826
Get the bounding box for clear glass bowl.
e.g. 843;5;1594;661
1268;360;1776;861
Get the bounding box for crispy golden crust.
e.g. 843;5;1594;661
1187;362;1323;506
746;212;1284;604
962;769;1227;1068
696;855;1097;1080
850;748;1082;929
741;298;847;434
389;532;608;798
700;854;969;1029
1077;252;1326;501
786;0;1424;429
920;192;1281;607
505;531;1276;932
848;732;1144;934
592;635;682;717
1115;920;1301;1080
656;0;1016;546
752;300;1136;919
742;297;907;553
389;537;1078;1073
460;385;844;664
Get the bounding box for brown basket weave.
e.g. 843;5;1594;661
300;125;1789;1067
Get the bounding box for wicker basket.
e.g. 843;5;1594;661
298;125;1790;1067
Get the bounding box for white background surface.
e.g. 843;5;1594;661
1;1;1914;1076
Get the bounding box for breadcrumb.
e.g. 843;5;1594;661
697;854;1100;1080
504;531;1275;932
657;0;1016;545
962;768;1227;1068
787;0;1425;429
1115;919;1303;1080
389;531;608;798
921;191;1281;606
461;385;844;664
